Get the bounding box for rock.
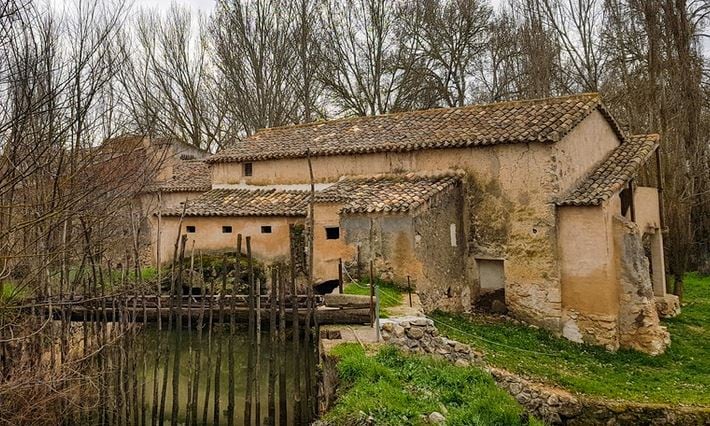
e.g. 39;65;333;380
509;382;523;395
406;326;425;340
411;318;431;326
454;358;470;367
655;294;681;318
428;411;446;424
382;322;395;333
393;325;406;338
454;342;470;354
547;394;560;406
491;299;508;315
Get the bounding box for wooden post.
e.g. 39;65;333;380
407;275;412;307
356;245;361;280
655;148;666;230
375;285;381;342
629;180;636;222
369;260;374;327
338;258;344;293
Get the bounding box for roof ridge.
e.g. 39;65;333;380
252;93;601;135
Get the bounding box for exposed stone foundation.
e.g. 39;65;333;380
380;316;483;366
562;309;619;351
655;294;681;318
615;217;670;355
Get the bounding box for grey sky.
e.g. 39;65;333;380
131;0;215;12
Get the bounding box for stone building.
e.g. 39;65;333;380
152;93;676;354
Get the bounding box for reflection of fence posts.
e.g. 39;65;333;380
291;257;302;424
244;236;255;425
267;266;277;425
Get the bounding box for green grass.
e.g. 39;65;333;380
343;280;403;317
432;273;710;406
325;344;541;425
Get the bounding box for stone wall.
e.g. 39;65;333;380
379;317;482;366
614;217;670;355
413;184;468;312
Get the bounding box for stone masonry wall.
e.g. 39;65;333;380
380;317;482;366
614;217;670;355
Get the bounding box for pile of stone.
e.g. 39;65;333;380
380;316;482;366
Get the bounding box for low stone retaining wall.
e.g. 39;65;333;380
377;316;710;426
491;367;710;425
380;316;483;366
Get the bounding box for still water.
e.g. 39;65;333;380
77;324;318;425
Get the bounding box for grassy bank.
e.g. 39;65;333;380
343;280;403;316
432;273;710;406
324;344;540;425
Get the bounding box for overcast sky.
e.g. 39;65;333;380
131;0;215;12
48;0;216;13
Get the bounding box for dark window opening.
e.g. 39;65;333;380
243;162;253;177
620;186;632;217
222;225;233;233
325;227;340;240
261;225;272;234
186;225;196;233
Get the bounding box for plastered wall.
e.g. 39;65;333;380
152;215;302;264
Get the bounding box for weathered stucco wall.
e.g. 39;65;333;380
341;213;421;283
558;204;620;349
152;215;302;264
413;185;468;312
633;186;662;232
552;110;620;195
214;143;562;326
312;203;356;283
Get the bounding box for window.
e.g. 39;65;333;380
243;162;253;177
222;225;233;233
325;226;340;240
450;223;457;247
186;225;196;233
261;225;272;234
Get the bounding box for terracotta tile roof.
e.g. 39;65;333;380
162;188;310;217
316;171;462;214
557;134;659;206
208;93;624;163
142;160;212;193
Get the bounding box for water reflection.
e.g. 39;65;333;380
82;325;317;426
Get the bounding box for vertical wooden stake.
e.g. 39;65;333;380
407;275;412;307
369;260;374;327
338;258;343;294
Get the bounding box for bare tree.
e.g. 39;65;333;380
212;0;299;133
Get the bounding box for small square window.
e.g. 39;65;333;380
222;225;233;233
261;225;272;234
186;225;196;233
325;227;340;240
243;162;253;177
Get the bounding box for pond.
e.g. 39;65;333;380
73;323;319;425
